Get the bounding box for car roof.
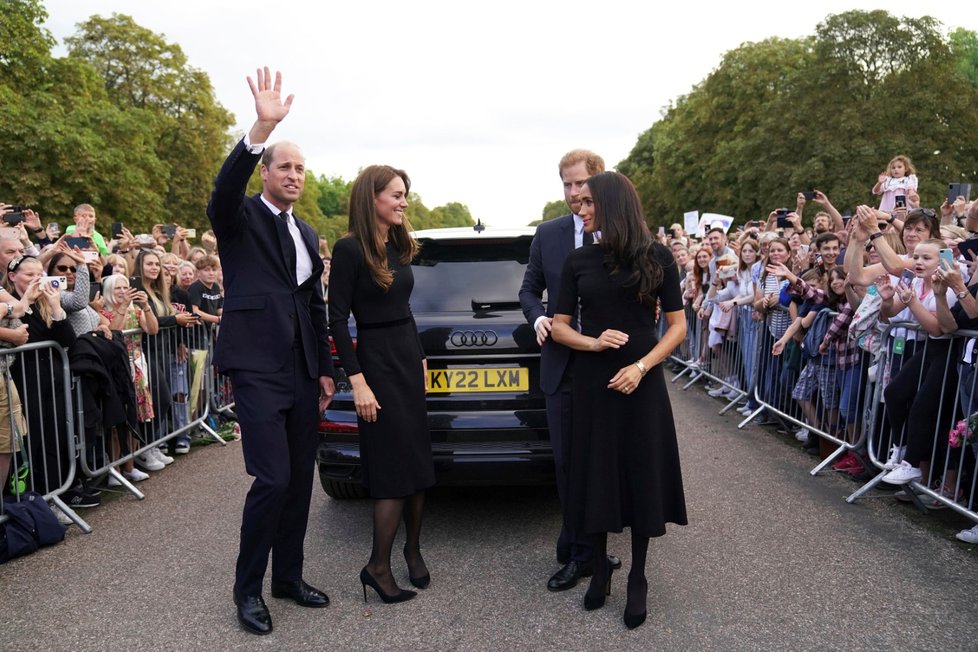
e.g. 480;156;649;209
412;226;537;240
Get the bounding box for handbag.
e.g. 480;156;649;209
0;491;66;563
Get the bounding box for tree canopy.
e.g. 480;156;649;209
618;10;978;229
1;1;474;241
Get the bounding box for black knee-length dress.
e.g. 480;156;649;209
328;237;434;498
554;241;687;537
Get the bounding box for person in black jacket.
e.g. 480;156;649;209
4;256;76;496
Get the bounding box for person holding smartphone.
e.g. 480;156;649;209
64;204;109;255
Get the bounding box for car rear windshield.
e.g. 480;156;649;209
411;236;534;312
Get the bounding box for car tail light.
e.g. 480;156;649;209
320;419;359;434
328;336;356;359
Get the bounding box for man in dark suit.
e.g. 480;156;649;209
519;149;619;592
207;68;335;636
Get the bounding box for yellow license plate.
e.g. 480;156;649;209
428;367;528;393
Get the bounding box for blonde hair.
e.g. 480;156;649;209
4;258;54;327
100;274;129;312
105;254;129;276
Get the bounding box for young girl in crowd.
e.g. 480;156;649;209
716;239;761;404
872;155;918;214
684;248;712;367
753;238;793;413
878;240;960;491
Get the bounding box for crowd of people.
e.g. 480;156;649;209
666;155;978;545
0;198;331;514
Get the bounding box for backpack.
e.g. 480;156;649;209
848;289;884;355
0;492;65;564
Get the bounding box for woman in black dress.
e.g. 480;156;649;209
551;172;688;630
328;165;434;604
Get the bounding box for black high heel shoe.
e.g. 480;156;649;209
623;609;647;630
359;567;417;604
583;565;615;611
403;545;430;589
623;574;648;629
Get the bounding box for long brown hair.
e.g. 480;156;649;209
346;165;419;291
587;171;665;307
134;250;174;316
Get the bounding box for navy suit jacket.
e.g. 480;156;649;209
519;213;577;395
206;139;333;380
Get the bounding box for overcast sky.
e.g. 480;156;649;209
43;1;974;227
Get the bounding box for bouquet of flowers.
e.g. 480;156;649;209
948;413;978;448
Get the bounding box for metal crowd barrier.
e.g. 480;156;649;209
670;302;977;525
846;324;978;522
0;341;85;531
75;322;226;500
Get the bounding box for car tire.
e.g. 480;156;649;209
319;468;368;499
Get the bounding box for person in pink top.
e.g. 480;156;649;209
872;154;919;213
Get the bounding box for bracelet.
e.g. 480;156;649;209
869;231;885;242
634;360;648;376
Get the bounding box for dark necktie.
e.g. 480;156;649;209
276;211;297;279
582;229;593;247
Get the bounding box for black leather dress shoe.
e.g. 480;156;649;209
547;560;593;592
233;591;272;635
270;579;330;608
608;554;622;570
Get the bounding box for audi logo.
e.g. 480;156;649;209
450;330;498;346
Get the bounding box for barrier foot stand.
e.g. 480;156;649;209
737;406;764;430
670;366;693;383
48;494;92;534
903;482;931;515
198;420;227;446
845;470;888;504
682;371;705;390
718;392;744;415
107;467;145;500
810;443;847;476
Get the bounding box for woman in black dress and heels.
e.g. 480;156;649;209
551;171;688;629
328;165;434;604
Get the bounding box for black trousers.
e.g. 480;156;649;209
546;375;592;563
230;344;320;597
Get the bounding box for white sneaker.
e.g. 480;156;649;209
724;388;741;400
883;445;906;470
123;467;150;482
882;460;922;485
738;406;753;415
794;428;811;442
107;474;122;487
708;386;728;397
956;524;978;544
153;447;174;465
54;507;72;526
135;451;165;472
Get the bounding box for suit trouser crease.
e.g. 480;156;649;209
546;376;592;563
230;345;319;596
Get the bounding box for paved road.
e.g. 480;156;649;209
2;382;976;651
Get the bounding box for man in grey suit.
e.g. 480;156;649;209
519;150;619;592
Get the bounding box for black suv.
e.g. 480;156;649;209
317;226;551;498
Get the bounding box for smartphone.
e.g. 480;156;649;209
776;209;791;229
162;224;178;238
957;238;978;260
88;283;100;302
899;269;916;287
802;191;816;201
947;182;972;205
129;276;145;293
657;226;665;237
82;251;100;262
184;228;196;239
111;222;124;238
47;222;60;237
65;236;91;249
40;275;67;290
815;253;825;271
3;212;26;225
842;214;852;227
895;195;907;209
939;248;956;269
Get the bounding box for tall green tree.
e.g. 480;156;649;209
618;10;978;226
65;13;233;230
430;202;475;227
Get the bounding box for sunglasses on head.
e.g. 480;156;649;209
55;264;77;273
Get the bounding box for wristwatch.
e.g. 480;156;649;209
956;288;969;300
